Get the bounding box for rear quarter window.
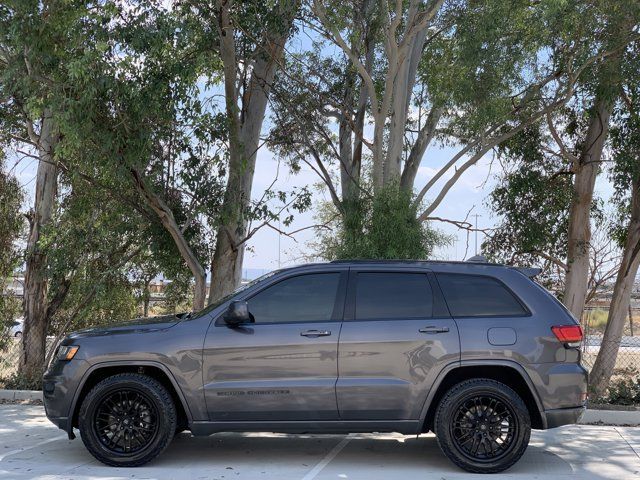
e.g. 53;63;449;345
436;273;528;317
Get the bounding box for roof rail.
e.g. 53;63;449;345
466;255;488;263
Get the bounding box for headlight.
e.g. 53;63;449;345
56;345;79;361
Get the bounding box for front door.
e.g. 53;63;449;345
336;268;460;420
203;270;347;421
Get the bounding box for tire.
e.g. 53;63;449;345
14;331;22;338
78;373;177;467
434;378;531;474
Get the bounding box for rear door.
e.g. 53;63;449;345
203;269;347;421
336;267;460;420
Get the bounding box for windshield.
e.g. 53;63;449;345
190;270;279;319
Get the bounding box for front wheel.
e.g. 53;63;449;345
78;373;177;467
434;378;531;473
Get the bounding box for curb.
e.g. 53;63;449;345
579;408;640;426
0;389;43;402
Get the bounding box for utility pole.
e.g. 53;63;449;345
472;214;482;255
277;217;282;269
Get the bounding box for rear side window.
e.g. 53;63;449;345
247;273;341;323
355;272;433;320
436;273;528;317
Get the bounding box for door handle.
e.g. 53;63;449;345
300;329;331;338
419;326;450;334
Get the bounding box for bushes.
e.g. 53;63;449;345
319;185;449;261
591;375;640;406
0;372;42;391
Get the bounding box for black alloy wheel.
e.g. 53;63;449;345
450;394;517;462
79;373;177;467
93;389;159;455
434;378;531;473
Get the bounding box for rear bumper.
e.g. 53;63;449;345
543;406;585;429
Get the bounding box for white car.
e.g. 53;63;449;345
9;317;23;338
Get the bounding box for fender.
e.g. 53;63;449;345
417;359;547;429
66;360;194;435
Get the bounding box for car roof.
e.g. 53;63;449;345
269;259;540;279
275;258;502;271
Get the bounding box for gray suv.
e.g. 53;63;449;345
43;260;587;473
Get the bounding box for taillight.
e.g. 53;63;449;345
551;325;583;343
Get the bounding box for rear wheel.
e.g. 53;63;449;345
434;378;531;473
78;373;176;467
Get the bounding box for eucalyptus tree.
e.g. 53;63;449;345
590;62;640;396
271;0;638;258
0;0;110;379
176;0;302;303
51;0;229;312
485;4;638;319
0;0;217;380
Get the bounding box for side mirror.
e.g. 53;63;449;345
223;300;252;326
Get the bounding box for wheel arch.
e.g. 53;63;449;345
69;361;192;432
420;360;545;432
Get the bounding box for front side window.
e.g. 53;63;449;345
436;273;528;317
248;273;341;323
355;272;433;320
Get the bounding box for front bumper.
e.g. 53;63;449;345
544;405;585;429
42;359;88;438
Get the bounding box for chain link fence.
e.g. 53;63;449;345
580;307;640;377
0;337;21;380
0;337;57;383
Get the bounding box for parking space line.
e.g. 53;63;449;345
614;427;640;460
0;434;67;462
301;435;352;480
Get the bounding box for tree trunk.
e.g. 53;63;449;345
563;93;613;318
338;74;355;205
385;28;427;184
339;17;374;212
589;175;640;396
130;169;207;310
400;106;442;191
20;115;58;381
208;1;296;303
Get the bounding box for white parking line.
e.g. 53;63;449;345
0;434;67;462
301;435;352;480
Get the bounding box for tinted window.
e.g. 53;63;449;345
355;273;433;320
437;274;527;317
248;273;341;323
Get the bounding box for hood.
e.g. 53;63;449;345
68;313;187;339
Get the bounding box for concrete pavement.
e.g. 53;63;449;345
1;404;639;479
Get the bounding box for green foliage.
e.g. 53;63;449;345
317;184;449;260
0;154;23;350
485;0;639;286
1;371;42;391
593;376;640;406
156;272;194;315
484;122;575;267
608;46;640;246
